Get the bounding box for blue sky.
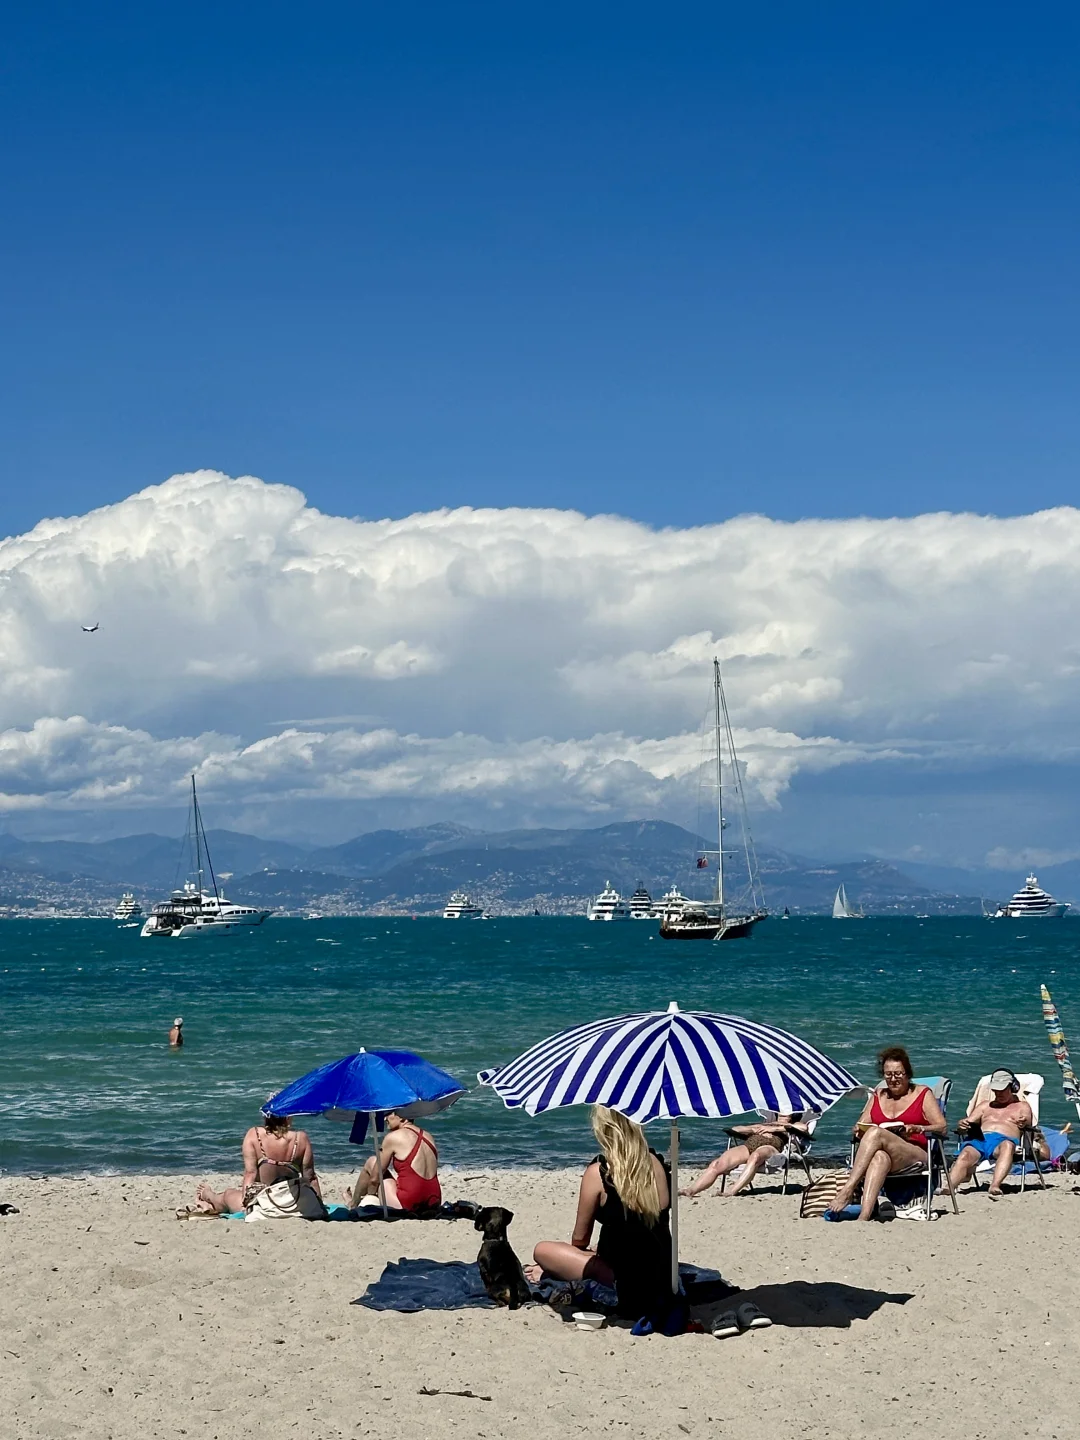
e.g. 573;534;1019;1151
2;3;1079;536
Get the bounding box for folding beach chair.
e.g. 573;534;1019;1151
719;1109;818;1196
860;1075;960;1219
963;1073;1064;1193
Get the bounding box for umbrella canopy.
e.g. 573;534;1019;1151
1040;984;1080;1117
478;1001;860;1122
266;1047;465;1123
479;1001;860;1296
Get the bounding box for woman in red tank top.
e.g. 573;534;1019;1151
828;1047;946;1221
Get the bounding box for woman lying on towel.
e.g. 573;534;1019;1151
346;1111;442;1213
525;1105;673;1321
679;1113;813;1198
827;1046;946;1221
186;1111;322;1216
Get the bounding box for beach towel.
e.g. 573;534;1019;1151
353;1259;732;1314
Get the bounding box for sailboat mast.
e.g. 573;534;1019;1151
714;657;724;912
191;775;203;894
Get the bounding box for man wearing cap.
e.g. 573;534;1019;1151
168;1017;184;1048
945;1069;1031;1199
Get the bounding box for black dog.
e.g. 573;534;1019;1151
475;1205;532;1309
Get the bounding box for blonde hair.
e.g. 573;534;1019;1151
591;1105;661;1226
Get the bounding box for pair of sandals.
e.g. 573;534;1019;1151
711;1301;772;1339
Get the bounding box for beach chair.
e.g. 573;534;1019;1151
963;1073;1063;1193
861;1075;960;1219
719;1109;818;1196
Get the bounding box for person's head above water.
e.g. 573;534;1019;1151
173;1017;183;1029
590;1104;661;1225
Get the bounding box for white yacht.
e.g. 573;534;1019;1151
142;777;272;937
655;884;690;919
991;874;1068;919
628;884;654;918
443;892;484;918
587;882;631;920
112;893;143;921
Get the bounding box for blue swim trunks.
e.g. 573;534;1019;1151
962;1132;1017;1160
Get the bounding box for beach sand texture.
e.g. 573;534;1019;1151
0;1167;1074;1439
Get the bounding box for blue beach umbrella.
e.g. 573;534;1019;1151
479;1001;860;1291
267;1048;465;1214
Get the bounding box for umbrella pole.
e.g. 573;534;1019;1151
670;1120;680;1295
370;1111;388;1218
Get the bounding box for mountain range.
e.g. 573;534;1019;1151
0;819;1011;916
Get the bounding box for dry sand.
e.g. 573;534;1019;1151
0;1165;1076;1440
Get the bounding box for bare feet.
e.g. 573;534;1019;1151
523;1263;544;1285
988;1187;1002;1200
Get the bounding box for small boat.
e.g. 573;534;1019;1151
587;882;631;920
782;906;790;919
113;893;143;921
142;777;271;937
443;892;485;918
989;874;1068;919
660;659;767;941
832;884;863;920
628;884;654;919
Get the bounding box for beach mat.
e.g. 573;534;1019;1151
353;1258;732;1314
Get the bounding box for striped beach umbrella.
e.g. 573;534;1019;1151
1040;983;1080;1118
478;1001;860;1291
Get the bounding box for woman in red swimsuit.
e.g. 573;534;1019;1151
346;1111;442;1212
829;1047;946;1221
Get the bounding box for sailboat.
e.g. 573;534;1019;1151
659;658;768;941
832;884;863;920
141;776;272;937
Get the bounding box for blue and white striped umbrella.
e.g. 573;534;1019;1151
478;1001;860;1123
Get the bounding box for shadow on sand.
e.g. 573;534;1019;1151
693;1280;913;1330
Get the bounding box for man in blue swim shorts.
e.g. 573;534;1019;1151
945;1069;1032;1200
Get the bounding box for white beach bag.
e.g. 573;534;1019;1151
245;1177;327;1222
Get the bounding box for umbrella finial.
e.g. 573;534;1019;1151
667;1000;679;1013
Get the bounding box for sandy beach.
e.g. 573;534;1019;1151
0;1165;1075;1439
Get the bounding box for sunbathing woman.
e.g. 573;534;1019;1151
525;1105;673;1321
828;1046;946;1221
680;1113;812;1198
346;1110;441;1213
187;1112;321;1215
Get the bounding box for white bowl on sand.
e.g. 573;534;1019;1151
572;1311;605;1331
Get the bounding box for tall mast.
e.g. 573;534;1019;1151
192;775;204;894
714;657;724;913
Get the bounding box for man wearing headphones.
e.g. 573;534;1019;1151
945;1069;1032;1200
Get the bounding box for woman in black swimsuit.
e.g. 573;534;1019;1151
187;1112;322;1216
525;1105;673;1320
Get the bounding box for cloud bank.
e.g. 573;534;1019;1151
1;470;1078;852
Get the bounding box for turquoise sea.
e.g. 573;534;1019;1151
3;917;1079;1177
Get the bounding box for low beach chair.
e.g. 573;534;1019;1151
963;1072;1064;1193
860;1075;960;1219
719;1109;818;1196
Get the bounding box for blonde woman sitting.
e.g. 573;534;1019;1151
680;1114;812;1198
525;1105;672;1320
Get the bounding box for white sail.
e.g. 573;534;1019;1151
833;884;852;919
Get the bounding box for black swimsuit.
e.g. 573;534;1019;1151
594;1151;673;1319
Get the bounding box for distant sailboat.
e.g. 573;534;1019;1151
832;884;862;920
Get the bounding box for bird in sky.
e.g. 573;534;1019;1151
81;623;99;633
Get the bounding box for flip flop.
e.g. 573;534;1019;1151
876;1196;896;1221
711;1311;741;1339
736;1302;772;1332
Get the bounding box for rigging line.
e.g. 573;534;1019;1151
716;663;765;913
192;777;221;903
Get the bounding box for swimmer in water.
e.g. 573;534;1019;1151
168;1017;184;1048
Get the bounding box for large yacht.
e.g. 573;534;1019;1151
142;777;271;938
112;893;143;921
443;892;485;918
991;874;1068;919
628;884;654;918
587;882;631;920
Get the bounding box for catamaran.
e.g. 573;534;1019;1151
141;777;272;938
659;658;767;941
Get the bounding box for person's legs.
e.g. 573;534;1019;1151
831;1131;888;1211
725;1144;781;1197
988;1139;1017;1197
194;1182;244;1214
945;1144;982;1193
833;1130;927;1215
348;1157;401;1208
680;1146;749;1197
857;1151;893;1219
526;1241;615;1288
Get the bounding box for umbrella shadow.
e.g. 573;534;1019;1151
693;1280;914;1331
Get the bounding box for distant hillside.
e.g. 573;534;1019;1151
0;819;985;916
